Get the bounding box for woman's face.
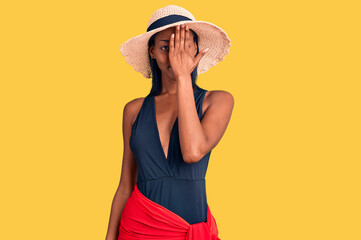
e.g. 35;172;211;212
149;26;197;79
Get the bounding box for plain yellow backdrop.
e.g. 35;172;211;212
1;0;360;239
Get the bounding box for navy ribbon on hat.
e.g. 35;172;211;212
147;14;193;32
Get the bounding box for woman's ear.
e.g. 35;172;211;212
149;46;154;59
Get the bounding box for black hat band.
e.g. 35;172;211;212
147;14;193;32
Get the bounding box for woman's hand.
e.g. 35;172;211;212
169;24;209;79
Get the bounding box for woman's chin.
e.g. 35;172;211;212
168;68;176;77
162;67;176;79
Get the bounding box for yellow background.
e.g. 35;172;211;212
1;1;360;239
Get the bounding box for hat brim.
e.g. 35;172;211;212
120;20;231;79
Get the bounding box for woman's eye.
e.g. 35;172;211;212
161;46;169;50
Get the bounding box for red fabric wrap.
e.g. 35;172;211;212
118;184;220;240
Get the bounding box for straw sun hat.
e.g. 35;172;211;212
119;5;231;79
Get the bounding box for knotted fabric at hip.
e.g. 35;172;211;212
118;184;220;240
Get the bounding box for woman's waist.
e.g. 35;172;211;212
137;176;206;195
137;175;205;183
135;178;208;224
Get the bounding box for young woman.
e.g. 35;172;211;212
106;5;233;240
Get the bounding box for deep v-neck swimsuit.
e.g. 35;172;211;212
129;86;211;225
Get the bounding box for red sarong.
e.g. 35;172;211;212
118;184;220;240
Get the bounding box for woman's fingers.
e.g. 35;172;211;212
185;25;190;53
169;32;174;53
180;24;185;51
175;24;180;50
194;48;209;67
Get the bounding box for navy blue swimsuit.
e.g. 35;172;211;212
129;86;212;225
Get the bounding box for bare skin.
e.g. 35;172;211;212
105;24;234;240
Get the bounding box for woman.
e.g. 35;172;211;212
106;5;233;240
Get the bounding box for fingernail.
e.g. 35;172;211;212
205;48;209;52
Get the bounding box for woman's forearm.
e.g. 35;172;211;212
105;190;132;240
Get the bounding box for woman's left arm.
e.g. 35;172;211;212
177;76;234;163
170;24;234;163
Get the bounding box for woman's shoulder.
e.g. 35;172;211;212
204;90;234;110
124;96;147;126
206;89;233;99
